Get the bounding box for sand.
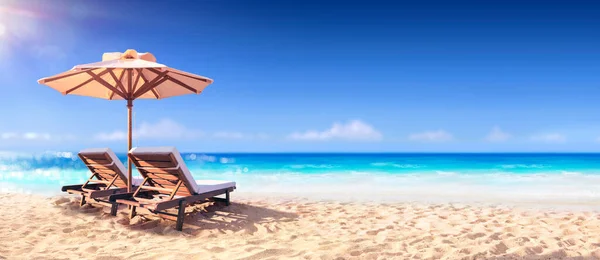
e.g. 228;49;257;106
1;193;600;260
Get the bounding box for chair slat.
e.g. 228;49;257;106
84;158;112;165
111;148;236;231
139;168;180;176
149;178;179;187
80;153;110;160
131;154;173;162
92;168;119;175
87;164;114;171
144;171;180;181
140;185;173;194
136;160;177;168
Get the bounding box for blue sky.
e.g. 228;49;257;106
0;0;599;152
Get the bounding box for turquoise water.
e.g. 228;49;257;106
2;152;600;204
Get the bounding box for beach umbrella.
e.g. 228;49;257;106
38;49;214;192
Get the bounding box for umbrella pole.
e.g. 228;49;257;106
127;99;133;193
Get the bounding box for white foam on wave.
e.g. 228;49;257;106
0;151;78;163
0;151;32;159
499;164;549;169
0;164;24;171
435;171;457;176
370;162;423;168
0;168;86;183
219;157;235;164
38;151;77;160
561;171;583;176
290;164;336;169
198;154;216;162
4;165;600;209
54;152;74;159
225;170;600;208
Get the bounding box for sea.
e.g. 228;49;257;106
2;152;600;208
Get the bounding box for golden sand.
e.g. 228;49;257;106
1;193;600;260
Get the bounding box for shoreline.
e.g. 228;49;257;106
2;192;600;259
3;186;600;211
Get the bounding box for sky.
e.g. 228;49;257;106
0;0;599;152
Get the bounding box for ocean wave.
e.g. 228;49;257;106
561;171;583;176
5;167;600;204
197;154;216;162
436;171;457;176
0;164;24;172
289;164;336;169
0;168;86;183
0;151;32;159
370;162;423;168
46;151;75;159
219;157;235;164
499;164;549;169
186;154;198;160
0;151;77;160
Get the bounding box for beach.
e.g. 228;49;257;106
3;153;600;259
2;0;598;258
2;192;600;260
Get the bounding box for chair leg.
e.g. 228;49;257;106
175;200;186;231
79;196;86;206
225;190;230;206
110;203;118;216
129;206;137;219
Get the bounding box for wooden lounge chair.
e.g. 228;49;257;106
109;147;236;231
61;148;140;212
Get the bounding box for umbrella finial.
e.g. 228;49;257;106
121;49;138;60
101;49;156;62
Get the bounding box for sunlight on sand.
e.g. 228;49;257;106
1;193;600;259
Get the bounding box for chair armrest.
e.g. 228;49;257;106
61;184;83;192
108;192;135;202
89;188;129;199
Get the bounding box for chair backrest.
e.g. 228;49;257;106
79;148;128;188
128;147;199;197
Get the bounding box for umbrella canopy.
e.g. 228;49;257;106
38;49;214;192
38;49;213;100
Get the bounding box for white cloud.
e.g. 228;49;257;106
94;119;203;141
212;132;270;140
408;130;454;142
94;131;127;141
137;119;202;139
96;119;273;142
1;133;17;140
1;132;76;141
213;132;245;139
23;132;51;140
485;126;511;142
288;120;382;141
530;133;566;143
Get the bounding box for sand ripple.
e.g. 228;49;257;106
1;193;600;259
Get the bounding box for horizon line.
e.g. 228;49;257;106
28;150;600;154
